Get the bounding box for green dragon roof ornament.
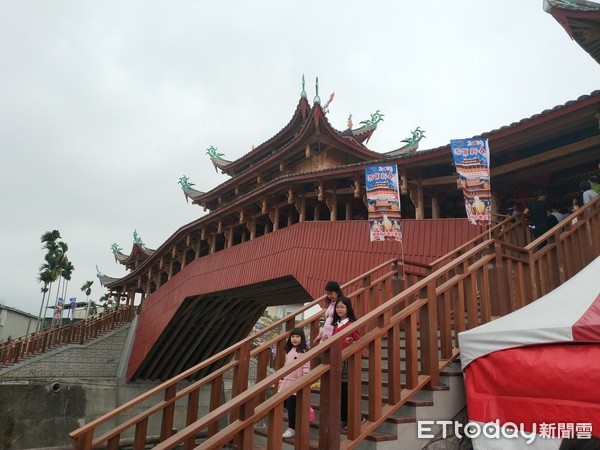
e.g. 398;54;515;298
401;127;427;146
133;230;143;246
359;110;385;127
178;175;195;190
110;243;123;254
206;145;225;161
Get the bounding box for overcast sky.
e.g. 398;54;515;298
1;1;598;317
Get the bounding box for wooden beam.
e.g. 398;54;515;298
421;175;459;186
492;135;600;177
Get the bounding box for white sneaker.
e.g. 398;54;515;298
282;427;295;438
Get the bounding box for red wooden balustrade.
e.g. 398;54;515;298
70;197;599;450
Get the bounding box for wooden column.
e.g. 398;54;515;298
490;191;499;216
246;218;256;240
431;192;441;219
295;197;306;222
226;227;234;248
416;172;424;220
326;192;337;221
269;208;280;231
400;167;408;195
346;203;352;220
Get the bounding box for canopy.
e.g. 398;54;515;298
458;257;600;449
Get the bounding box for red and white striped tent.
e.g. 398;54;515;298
459;256;600;449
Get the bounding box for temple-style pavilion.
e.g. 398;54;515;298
97;80;600;381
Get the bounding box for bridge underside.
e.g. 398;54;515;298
132;276;309;381
127;219;482;381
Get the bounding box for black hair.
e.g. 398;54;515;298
580;180;592;192
333;296;358;324
284;327;309;353
324;280;343;306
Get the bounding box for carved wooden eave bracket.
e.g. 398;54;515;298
325;191;337;212
245;217;256;234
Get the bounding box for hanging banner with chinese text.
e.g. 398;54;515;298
365;164;402;241
450;138;491;225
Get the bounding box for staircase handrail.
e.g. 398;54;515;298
151;239;498;450
159;202;598;449
0;305;136;367
70;257;429;448
429;212;529;270
70;201;599;450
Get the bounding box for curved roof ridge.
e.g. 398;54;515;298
218;96;311;173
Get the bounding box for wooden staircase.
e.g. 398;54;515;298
69;197;600;450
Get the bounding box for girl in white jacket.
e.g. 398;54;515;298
278;327;310;439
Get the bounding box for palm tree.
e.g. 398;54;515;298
81;280;93;319
37;230;62;331
59;258;75;324
99;294;112;311
88;300;98;316
36;269;55;331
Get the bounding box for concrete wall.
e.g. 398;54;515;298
0;320;216;450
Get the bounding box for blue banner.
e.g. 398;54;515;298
450;138;491;225
365;164;402;241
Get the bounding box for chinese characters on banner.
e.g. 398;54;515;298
365;164;402;241
449;138;491;226
53;297;63;322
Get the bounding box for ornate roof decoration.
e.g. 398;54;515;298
110;232;156;268
544;0;600;64
96;265;121;287
313;76;320;104
178;175;194;190
111;242;129;263
385;127;427;157
322;92;335;115
178;175;206;203
341;110;384;144
359;110;385;127
133;230;144;246
301;74;307;99
206;145;233;173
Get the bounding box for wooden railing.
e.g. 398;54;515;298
68;259;429;450
0;306;136;367
70;198;599;450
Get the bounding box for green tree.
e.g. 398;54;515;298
36;230;75;329
37;230;63;331
81;280;94;319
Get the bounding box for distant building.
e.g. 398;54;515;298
0;305;38;343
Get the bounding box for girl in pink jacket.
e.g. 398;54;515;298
279;327;310;439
